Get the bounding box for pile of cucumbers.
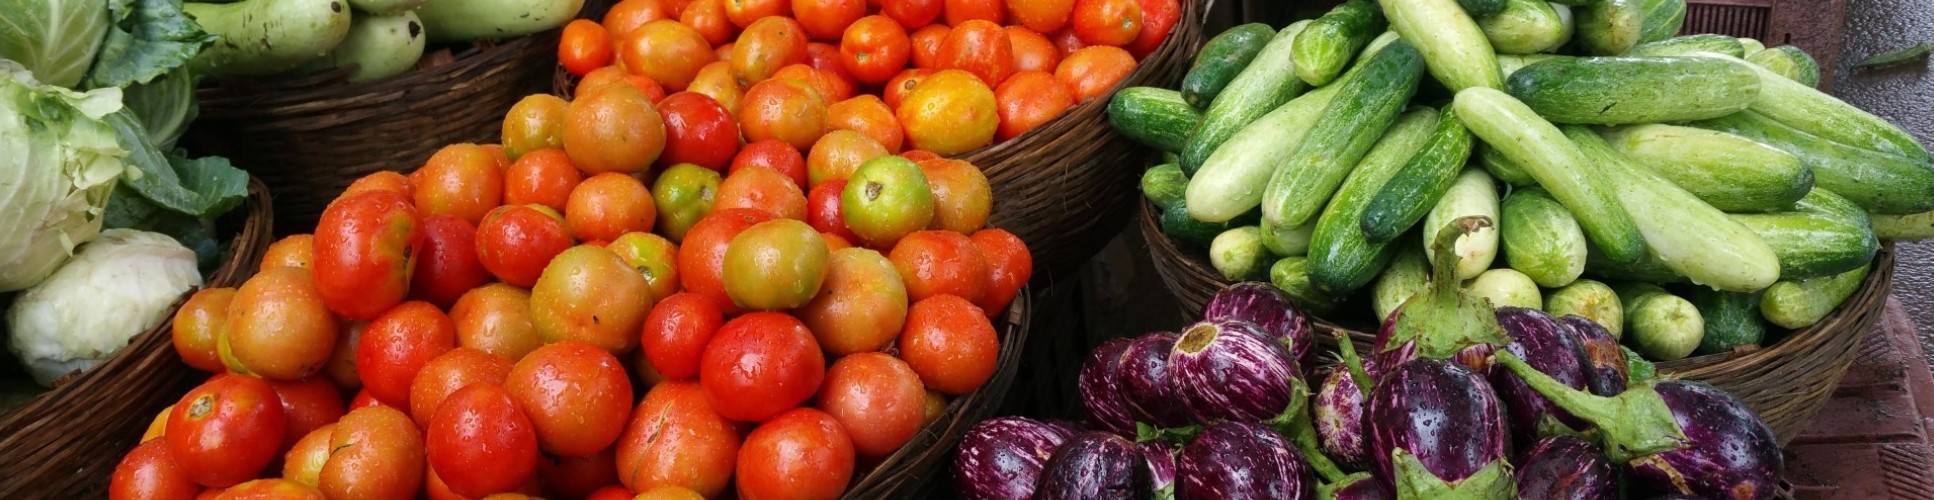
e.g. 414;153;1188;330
186;0;583;83
1108;0;1930;363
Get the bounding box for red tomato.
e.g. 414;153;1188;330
313;190;422;321
944;0;1003;25
614;381;740;496
427;384;540;498
356;301;458;409
681;0;735;46
211;479;325;500
410;215;491;309
537;447;619;499
1007;26;1062;74
111;440;202;500
839;15;912;85
735;408;855;500
640;292;725;380
882;68;933;110
586;486;636;500
677;208;780;314
476;205;575;288
1125;0;1178;57
818;353;927;456
806;42;858;89
938;20;1015;87
700;313;826;422
505;341;635;457
901;149;943;162
412;144;506;226
1050;27;1086;57
794;0;866;41
806;179;860;242
560;20;615;76
167;375;288;488
899;295;1000;394
908;25;949;70
1071;0;1141;47
714;165;809;221
970;228;1032;314
1008;0;1076;33
347;389;385;411
407;348;514;427
729;139;810;188
320;406;424;500
266;377;347;452
656;92;741;171
503;148;582;214
882;0;942;28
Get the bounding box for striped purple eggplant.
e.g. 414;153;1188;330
1176;421;1315;500
1314;367;1370;470
1319;473;1392;500
1079;338;1138;436
1373;216;1510;375
1367;358;1514;497
1118;332;1191;427
1560;315;1629;397
1140;440;1178;498
1036;432;1150;500
1168;318;1301;424
1203;281;1314;367
954;417;1075;500
1491;307;1592;444
1514;435;1617;500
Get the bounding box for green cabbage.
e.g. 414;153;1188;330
0;0;110;88
0;68;129;292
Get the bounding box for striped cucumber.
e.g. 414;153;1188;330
1501;187;1588;288
1704;52;1934;163
1874;210;1934;241
1360;106;1476;243
1728;189;1879;280
1747;45;1822;88
1505;56;1761;125
1261;38;1426;229
1293;0;1386;87
1422;168;1501;281
1467;268;1543;310
1459;0;1507;17
1374;244;1429;321
1479;0;1569;55
1690;110;1934;215
1184;78;1345;222
1637;0;1687;44
1309;108;1441;293
1263;220;1316;257
1141;164;1187;210
1476;142;1537;186
1546;279;1624;338
1381;0;1504;91
1624;34;1746;58
1107;87;1201;153
1685;287;1766;355
1211;226;1274;281
1600;124;1811;213
1272;256;1341;315
1739;38;1766;56
1181;23;1278;108
1179;21;1313;176
1761;264;1871;329
1497;53;1571;78
1617;283;1704;361
1576;0;1644;55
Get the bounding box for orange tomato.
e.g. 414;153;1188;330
677;209;780;315
882;0;942;28
1056;45;1135;102
818;353;926;456
806;130;890;187
739;78;828;150
896;69;998;156
503;148;582;213
529;246;655;352
450;284;546;362
408;348;514;428
918;157;993;232
882;68;932;110
908;24;949;69
1125;0;1179;57
662;0;693;15
680;0;736;46
838;15;911;85
413;144;505;226
969;228;1032;314
716;42;735;62
320;406;426;500
1008;0;1074;33
722;0;789;28
172;288;233;373
889;230;989;302
502;94;570;160
994;70;1075;140
1072;0;1141;47
576;66;667;104
771;64;854;103
715;165;809;220
620;20;717;91
603;0;674;38
794;0;866;41
567;173;659;243
805;42;858;87
563;84;667;175
687;61;745;117
357;301;458;409
944;0;1003;25
795;247;907;356
937;20;1014;88
506;341;635;457
111;439;201;500
731;17;811;84
826;95;904;153
266;377;349;452
901;149;942;162
337;171;412;203
899;295;999;394
733;408;853;500
225;268;340;380
613;381;740;496
559;20;614;76
1006;26;1061;74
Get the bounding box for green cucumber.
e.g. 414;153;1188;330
1360;106;1476;243
1728;189;1879;280
1505;56;1761;125
1637;0;1687;44
1181;23;1278;109
1873;210;1934;241
1576;0;1644;55
1293;0;1387;87
1566;126;1781;292
1263;220;1316;257
1161;197;1253;248
1140;164;1187;210
1586;245;1684;284
1271;256;1341;315
1262;39;1426;229
1211;226;1274;281
1739;38;1766;56
1600;124;1811;213
1501;187;1588;288
1546;0;1589;5
1381;0;1504;91
1748;45;1822;88
1476;143;1536;186
1374;244;1429;321
1546;279;1624;338
187;0;353;78
1309;108;1442;293
1706;52;1933;163
1617;283;1703;361
1497;54;1571;78
1690;111;1934;215
1422;168;1501;281
1108;87;1203;153
1467;268;1543;310
1180;21;1313;176
1625;34;1745;58
1761;264;1871;329
1459;0;1507;17
1480;0;1569;55
1684;287;1766;355
1185;78;1346;222
1454;87;1648;265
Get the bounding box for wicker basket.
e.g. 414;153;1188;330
842;289;1032;498
0;179;275;497
1140;199;1896;444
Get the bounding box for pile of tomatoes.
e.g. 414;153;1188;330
110;44;1035;497
557;0;1180;158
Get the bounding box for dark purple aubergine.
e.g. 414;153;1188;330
1117;332;1191;427
1560;315;1629;397
1319;473;1392;500
1366;359;1514;497
1373;217;1510;376
1492;353;1784;500
1514;435;1617;500
954;417;1075;500
1203;281;1313;367
1176;421;1314;500
1314;367;1370;470
1079;338;1138;436
1139;440;1177;497
1491;307;1592;444
1167;318;1300;424
1035;432;1149;500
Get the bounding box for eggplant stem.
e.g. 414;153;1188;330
1334;330;1375;396
1493;352;1618;423
1291;420;1349;484
1428;215;1492;298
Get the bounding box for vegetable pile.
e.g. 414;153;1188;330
184;0;583;83
1116;0;1918;363
559;0;1180;158
108;67;1034;496
958;270;1785;499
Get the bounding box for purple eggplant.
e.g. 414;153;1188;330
1560;315;1629;397
1493;352;1783;500
1036;432;1150;500
1491;307;1592;444
954;417;1075;500
1176;421;1314;500
1373;217;1510;375
1367;359;1515;498
1080;338;1138;436
1514;435;1617;500
1139;440;1178;498
1168;318;1299;424
1118;332;1191;428
1203;281;1314;367
1319;473;1392;500
1314;367;1370;470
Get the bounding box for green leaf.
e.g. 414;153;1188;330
104;186;222;272
1855;42;1934;70
120;67;197;150
0;0;112;88
82;0;214;89
106;109;247;218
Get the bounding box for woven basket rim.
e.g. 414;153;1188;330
195;34;548;108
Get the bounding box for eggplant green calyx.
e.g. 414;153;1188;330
1334;329;1375;397
1493;351;1689;462
1384;215;1512;360
1391;449;1517;499
1136;421;1203;445
1317;472;1378;500
1263;378;1349;484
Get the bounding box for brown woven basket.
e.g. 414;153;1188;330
1140;199;1896;444
842;289;1032;498
0;178;274;497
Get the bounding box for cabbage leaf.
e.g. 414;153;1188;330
0;69;128;292
106;108;246;218
84;0;216;89
0;0;110;88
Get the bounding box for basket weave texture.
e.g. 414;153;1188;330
0;179;274;497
